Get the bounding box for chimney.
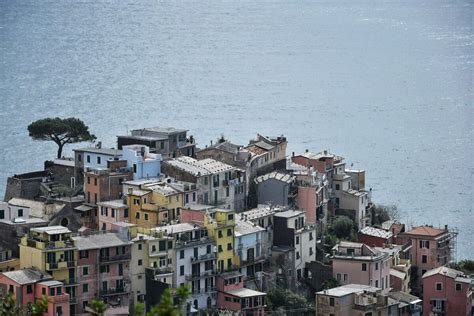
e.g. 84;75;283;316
305;149;309;153
324;150;327;154
292;152;295;157
444;224;448;231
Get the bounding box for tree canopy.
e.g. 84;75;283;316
27;117;96;158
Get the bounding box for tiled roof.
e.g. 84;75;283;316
360;226;393;239
2;268;52;285
255;171;295;184
404;226;447;237
422;266;466;280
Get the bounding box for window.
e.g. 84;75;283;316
295;236;299;245
42;288;46;295
218;230;223;238
218;245;223;253
336;273;341;281
79;250;89;259
422;255;427;263
436;282;443;291
0;210;4;219
83;301;88;310
297;269;302;280
133;164;137;173
296;252;300;259
144;213;149;221
119;263;123;276
94;178;97;186
83;284;89;293
138;244;142;250
18;209;23;217
124;208;129;218
180;265;184;276
343;274;348;281
111;209;115;218
227;228;232;236
180;250;185;259
362;263;367;271
87;155;90;163
227;243;232;251
83;267;89;276
78;154;82;162
309;232;313;241
375;262;379;270
228;214;234;220
97;156;101;164
226;187;229;197
49;287;55;296
100;265;110;273
136;212;140;219
455;283;462;291
329;297;335;306
310;247;313;256
375;280;378;287
335;184;340;190
27;284;33;294
420;240;430;249
138;259;142;266
56;306;62;315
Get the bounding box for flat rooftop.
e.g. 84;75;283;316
74;147;122;156
73;232;131;250
274;209;304;218
316;284;380;297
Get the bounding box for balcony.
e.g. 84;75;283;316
100;287;128;296
99;253;131;263
25;238;75;251
46;261;75;270
175;237;213;248
149;266;173;275
185;270;216;281
51;294;70;304
241;255;266;266
191;253;216;263
62;278;78;286
69;297;78;304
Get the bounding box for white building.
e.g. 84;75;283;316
152;223;217;312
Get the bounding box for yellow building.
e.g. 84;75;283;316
0;247;20;273
19;226;77;293
205;209;239;272
127;183;184;228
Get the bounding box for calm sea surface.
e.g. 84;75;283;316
0;0;472;258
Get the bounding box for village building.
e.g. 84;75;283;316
162;157;246;211
331;241;391;290
402;225;457;294
422;266;472;316
117;127;196;159
315;284;399;316
254;171;296;207
0;268;70;316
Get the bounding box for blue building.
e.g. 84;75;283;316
122;145;162;180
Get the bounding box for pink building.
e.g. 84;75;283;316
73;232;132;315
402;225;456;293
216;272;266;315
331;241;391;290
0;268;70;316
422;266;472;316
97;200;129;231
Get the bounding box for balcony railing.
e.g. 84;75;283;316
52;294;70;304
26;238;75;250
191;253;216;263
175;237;213;248
241;255;266;266
46;261;75;270
99;253;131;263
69;297;78;304
100;287;128;296
149;267;173;275
185;270;216;281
